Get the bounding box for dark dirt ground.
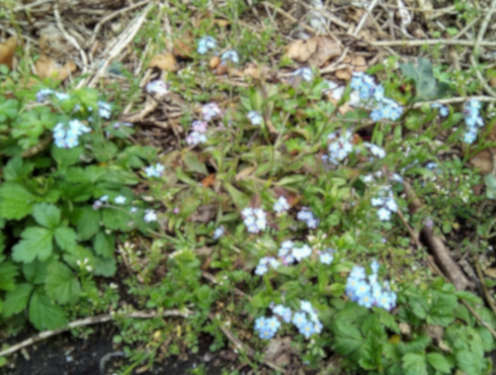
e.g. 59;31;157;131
1;327;234;375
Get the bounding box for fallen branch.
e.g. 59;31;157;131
402;181;471;290
371;39;496;48
0;309;190;358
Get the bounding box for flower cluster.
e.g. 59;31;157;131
242;207;267;233
273;196;290;213
97;101;112;119
255;301;322;340
197;36;217;54
346;261;397;310
292;301;323;339
350;72;403;121
221;50;239;64
201;102;222;121
247;110;263;126
186;120;208;146
325;130;354;164
53;119;91;148
255;256;280;275
463;99;484;144
371;188;398;221
254;316;280;340
144;163;164;178
296;208;319;229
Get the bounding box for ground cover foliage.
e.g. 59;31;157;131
1;0;496;374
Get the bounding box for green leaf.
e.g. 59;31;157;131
29;290;67;330
2;283;33;317
102;208;134;231
45;262;81;304
23;259;51;284
72;206;100;240
456;350;483;375
402;353;428;375
12;227;53;263
183;151;207;175
32;203;61;228
0;182;37;220
426;353;452;374
0;262;18;291
51;145;83;168
93;232;114;258
93;256;116;277
54;227;78;252
224;183;249;209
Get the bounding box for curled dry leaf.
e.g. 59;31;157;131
285;36;341;67
149;52;178;72
470;150;493;174
0;37;17;69
34;55;76;80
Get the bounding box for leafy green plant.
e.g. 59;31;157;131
0;77;157;330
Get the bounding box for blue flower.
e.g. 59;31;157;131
36;88;55;102
213;225;225;240
144;163;165;178
247;110;263;126
221;50;239;64
197;36;217;54
254;316;280;340
319;251;334;265
273;196;290;213
272;304;292;323
53;120;91;148
146;80;169;96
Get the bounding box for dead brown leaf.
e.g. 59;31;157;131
0;37;17;69
201;173;216;188
470;150;493;174
149;52;178;72
285;36;341;67
335;68;352;80
34;55;76;80
214;18;230;27
173;38;193;58
209;56;221;69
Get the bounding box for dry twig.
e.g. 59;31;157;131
0;309;190;358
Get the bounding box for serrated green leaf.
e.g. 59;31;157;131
45;262;81;304
102;208;134;231
12;227;53;263
22;259;51;284
2;283;33;317
73;206;100;240
0;262;18;291
93;256;116;277
32;203;61;228
54;226;77;252
51;145;83;168
93;232;114;258
29;290;67;330
456;349;483;375
402;353;427;375
426;353;452;374
0;182;37;220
